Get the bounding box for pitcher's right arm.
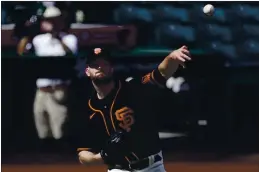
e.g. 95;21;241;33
78;150;102;164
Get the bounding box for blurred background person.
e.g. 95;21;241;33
5;2;42;56
31;6;78;152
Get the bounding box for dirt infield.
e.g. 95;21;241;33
2;163;259;172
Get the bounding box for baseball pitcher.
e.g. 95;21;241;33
77;46;191;171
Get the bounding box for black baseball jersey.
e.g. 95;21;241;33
78;68;167;164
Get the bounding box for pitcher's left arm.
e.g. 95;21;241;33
142;45;191;88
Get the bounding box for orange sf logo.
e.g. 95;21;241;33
115;107;135;132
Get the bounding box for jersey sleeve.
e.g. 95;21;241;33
70;98;103;153
141;68;167;88
76;120;103;154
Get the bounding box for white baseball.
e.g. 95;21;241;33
203;4;215;16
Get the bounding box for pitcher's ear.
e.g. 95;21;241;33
85;67;90;77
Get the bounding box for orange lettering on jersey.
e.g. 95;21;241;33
115;107;135;132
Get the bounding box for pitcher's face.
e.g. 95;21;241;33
85;58;114;82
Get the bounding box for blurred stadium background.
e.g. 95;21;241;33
1;1;259;172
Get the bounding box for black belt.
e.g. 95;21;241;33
109;154;162;171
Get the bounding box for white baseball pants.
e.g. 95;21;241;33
108;151;166;172
33;88;67;139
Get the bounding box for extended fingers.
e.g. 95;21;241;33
181;45;188;49
180;52;191;61
169;46;192;63
177;56;186;62
181;48;191;56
